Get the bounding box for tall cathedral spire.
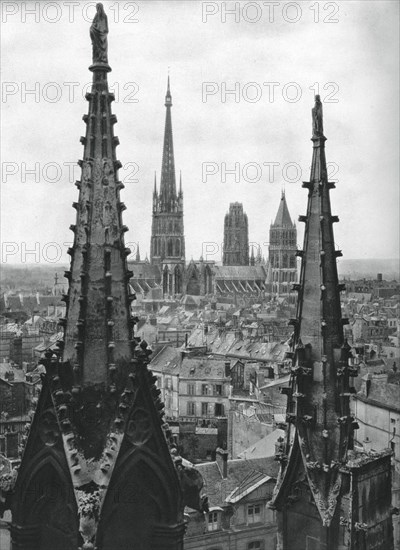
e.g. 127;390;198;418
150;79;185;276
159;76;177;211
9;8;202;548
270;96;357;544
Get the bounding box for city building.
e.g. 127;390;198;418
150;347;231;461
185;449;279;549
351;370;400;548
269;97;394;549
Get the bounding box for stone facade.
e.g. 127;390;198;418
223;202;250;266
266;191;298;297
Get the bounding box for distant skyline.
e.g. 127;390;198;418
1;0;399;267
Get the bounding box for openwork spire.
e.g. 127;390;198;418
159;76;177;211
150;80;185;268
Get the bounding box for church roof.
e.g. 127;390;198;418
129;262;161;280
214;265;266;280
273;191;294;227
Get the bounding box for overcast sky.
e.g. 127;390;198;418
1;0;399;267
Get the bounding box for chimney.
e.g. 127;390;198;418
363;436;372;453
215;447;228;479
224;361;231;378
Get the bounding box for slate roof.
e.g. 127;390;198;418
128;263;161;280
213;266;266;280
273;192;294;227
128;263;162;293
186;327;290;363
259;375;291;390
193;456;279;508
226;470;272;503
150;346;182;374
180;358;228;380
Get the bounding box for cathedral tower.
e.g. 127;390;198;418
223;202;249;266
150;79;185;295
7;7;203;549
267;191;298;296
270;97;393;550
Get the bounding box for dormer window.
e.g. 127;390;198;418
247;503;262;524
207;510;220;531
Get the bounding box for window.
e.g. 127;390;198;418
202;402;209;416
248;542;262;550
214;384;222;396
187;383;195;396
247;503;261;524
215;403;224;417
207;511;219;531
202;384;209;396
187;402;196;416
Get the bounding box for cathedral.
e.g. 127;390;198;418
150;77;185;296
129;84;299;300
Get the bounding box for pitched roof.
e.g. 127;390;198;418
214;265;266;280
193;456;279;508
128;262;162;280
273;191;294;227
238;428;286;459
226;470;272;503
150;345;182;374
180;357;228;380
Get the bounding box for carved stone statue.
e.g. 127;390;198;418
90;3;108;64
312;94;324;137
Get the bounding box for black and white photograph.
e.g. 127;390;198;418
0;1;399;549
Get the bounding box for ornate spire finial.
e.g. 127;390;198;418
312;94;324;139
90;3;109;66
165;74;172;107
153;171;157;195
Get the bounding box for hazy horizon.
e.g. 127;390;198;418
1;1;399;264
